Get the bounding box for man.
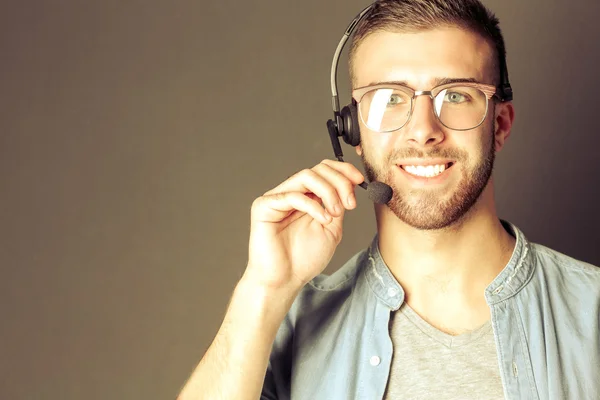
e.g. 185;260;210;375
179;0;600;399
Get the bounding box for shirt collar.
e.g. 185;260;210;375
484;220;534;304
363;220;534;309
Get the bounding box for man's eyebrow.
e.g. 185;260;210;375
364;77;482;88
435;77;481;86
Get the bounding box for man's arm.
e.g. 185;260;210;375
177;277;300;400
177;160;363;399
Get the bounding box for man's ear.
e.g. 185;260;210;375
494;101;515;152
355;144;363;156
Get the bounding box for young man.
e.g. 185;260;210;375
179;1;600;399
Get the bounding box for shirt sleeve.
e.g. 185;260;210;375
260;361;279;400
260;311;295;400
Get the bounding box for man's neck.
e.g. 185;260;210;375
374;190;516;333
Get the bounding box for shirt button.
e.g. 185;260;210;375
387;288;398;297
370;356;381;366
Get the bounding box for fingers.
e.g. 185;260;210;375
263;160;365;218
313;162;359;212
252;192;332;225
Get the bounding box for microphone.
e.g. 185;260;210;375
325;4;395;206
358;181;393;204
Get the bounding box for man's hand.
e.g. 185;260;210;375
244;159;365;292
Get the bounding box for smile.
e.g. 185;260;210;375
400;163;454;178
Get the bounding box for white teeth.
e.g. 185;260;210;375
403;164;447;178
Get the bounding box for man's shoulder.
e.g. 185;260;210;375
531;242;599;274
308;248;370;290
286;247;371;323
529;242;600;290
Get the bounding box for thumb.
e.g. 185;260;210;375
324;207;345;243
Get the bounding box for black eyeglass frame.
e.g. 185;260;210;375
352;81;499;132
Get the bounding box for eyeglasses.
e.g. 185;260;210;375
352;82;499;132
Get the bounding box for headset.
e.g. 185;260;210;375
326;1;514;163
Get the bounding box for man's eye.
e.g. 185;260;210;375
387;94;404;106
444;92;468;103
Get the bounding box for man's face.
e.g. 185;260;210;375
352;28;500;230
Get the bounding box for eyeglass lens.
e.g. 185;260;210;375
359;86;489;132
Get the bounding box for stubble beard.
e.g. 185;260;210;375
360;130;496;231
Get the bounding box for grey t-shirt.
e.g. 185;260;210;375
384;303;505;399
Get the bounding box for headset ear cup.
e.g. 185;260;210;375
341;102;361;147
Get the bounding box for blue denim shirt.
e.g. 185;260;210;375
261;221;600;400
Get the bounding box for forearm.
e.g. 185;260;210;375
178;277;300;400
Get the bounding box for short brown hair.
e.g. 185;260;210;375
348;0;507;88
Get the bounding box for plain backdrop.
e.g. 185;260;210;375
1;0;599;399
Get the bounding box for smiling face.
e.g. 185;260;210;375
352;27;513;230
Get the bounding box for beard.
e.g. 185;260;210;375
360;128;495;231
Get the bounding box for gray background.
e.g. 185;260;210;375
1;0;599;399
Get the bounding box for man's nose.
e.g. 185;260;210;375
403;94;445;147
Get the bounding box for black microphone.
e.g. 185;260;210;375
358;181;393;204
325;4;395;206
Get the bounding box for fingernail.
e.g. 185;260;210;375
347;194;355;208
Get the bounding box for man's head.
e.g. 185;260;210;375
348;0;515;230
